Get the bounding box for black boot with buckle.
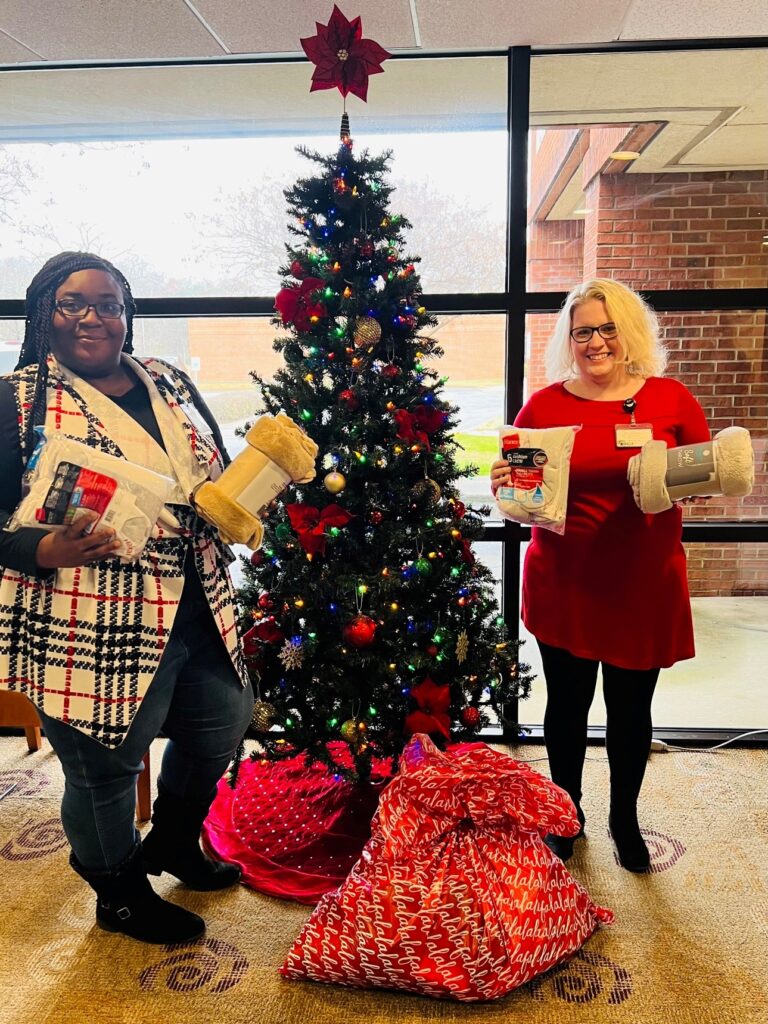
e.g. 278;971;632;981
70;840;205;944
142;781;241;891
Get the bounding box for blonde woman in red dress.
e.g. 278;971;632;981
491;279;709;872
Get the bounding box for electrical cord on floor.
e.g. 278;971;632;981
649;729;768;753
507;729;768;763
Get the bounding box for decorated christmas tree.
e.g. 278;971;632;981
237;127;531;783
225;6;528;789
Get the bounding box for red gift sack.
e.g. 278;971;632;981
281;735;613;1002
203;743;392;904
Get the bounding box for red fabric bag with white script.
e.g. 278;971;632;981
281;735;613;1002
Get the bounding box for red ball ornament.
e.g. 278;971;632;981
452;500;466;519
368;509;384;525
250;550;266;566
339;388;360;411
360;241;374;257
342;614;377;648
426;644;438;657
290;259;306;279
381;364;401;380
257;592;274;610
460;706;481;728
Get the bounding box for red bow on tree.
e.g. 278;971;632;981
286;503;355;555
300;5;391;102
458;538;475;566
404;676;452;740
243;618;285;649
275;277;326;332
394;406;446;451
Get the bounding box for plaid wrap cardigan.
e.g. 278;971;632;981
0;355;248;748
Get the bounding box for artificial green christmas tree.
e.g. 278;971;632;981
238;131;531;783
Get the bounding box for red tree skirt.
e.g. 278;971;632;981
202;743;394;904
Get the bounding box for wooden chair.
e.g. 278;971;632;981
0;690;152;821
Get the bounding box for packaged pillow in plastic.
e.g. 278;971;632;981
281;735;613;1003
494;425;580;535
7;434;175;562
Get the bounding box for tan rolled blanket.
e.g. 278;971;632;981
194;414;319;549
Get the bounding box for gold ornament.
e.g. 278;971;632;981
251;700;277;732
323;471;347;494
340;719;358;742
353;316;382;348
410;477;441;505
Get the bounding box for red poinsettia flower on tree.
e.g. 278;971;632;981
275;277;327;332
404;676;452;740
300;5;392;102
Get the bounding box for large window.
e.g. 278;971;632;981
0;57;507;298
528;48;768;292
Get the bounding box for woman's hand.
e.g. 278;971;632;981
490;458;510;496
35;510;122;569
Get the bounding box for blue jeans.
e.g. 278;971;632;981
39;582;253;871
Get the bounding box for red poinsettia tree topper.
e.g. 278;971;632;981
300;5;391;102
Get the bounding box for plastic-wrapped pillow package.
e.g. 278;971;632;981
494;425;580;535
281;735;613;1003
7;434;175;562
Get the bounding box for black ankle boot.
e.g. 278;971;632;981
142;782;241;891
544;805;586;862
70;841;205;944
609;810;651;872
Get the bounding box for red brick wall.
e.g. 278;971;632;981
592;171;768;289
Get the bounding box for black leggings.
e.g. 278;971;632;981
538;641;660;818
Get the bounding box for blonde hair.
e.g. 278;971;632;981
544;278;667;383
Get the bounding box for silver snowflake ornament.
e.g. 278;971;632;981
279;637;304;670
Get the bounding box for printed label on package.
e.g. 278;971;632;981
666;442;715;486
501;435;548;492
35;461;118;526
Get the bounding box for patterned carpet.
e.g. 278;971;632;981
1;737;766;1024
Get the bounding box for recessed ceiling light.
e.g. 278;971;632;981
609;151;641;160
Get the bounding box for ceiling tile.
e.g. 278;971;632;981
0;0;226;60
415;0;631;47
194;0;416;55
620;0;768;39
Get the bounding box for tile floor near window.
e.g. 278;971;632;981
519;597;768;732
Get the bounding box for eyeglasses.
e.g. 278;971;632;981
55;300;125;320
569;322;619;344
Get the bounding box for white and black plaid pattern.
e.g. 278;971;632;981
0;358;247;748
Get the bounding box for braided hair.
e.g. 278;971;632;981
16;251;137;461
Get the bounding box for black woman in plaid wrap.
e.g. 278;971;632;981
0;252;254;945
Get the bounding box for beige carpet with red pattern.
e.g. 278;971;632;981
0;737;766;1024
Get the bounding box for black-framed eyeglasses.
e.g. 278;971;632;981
569;322;619;344
55;300;125;320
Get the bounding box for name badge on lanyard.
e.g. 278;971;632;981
615;395;653;448
615;423;654;448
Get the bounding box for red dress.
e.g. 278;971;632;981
515;377;709;670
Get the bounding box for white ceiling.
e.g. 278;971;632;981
0;0;766;62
